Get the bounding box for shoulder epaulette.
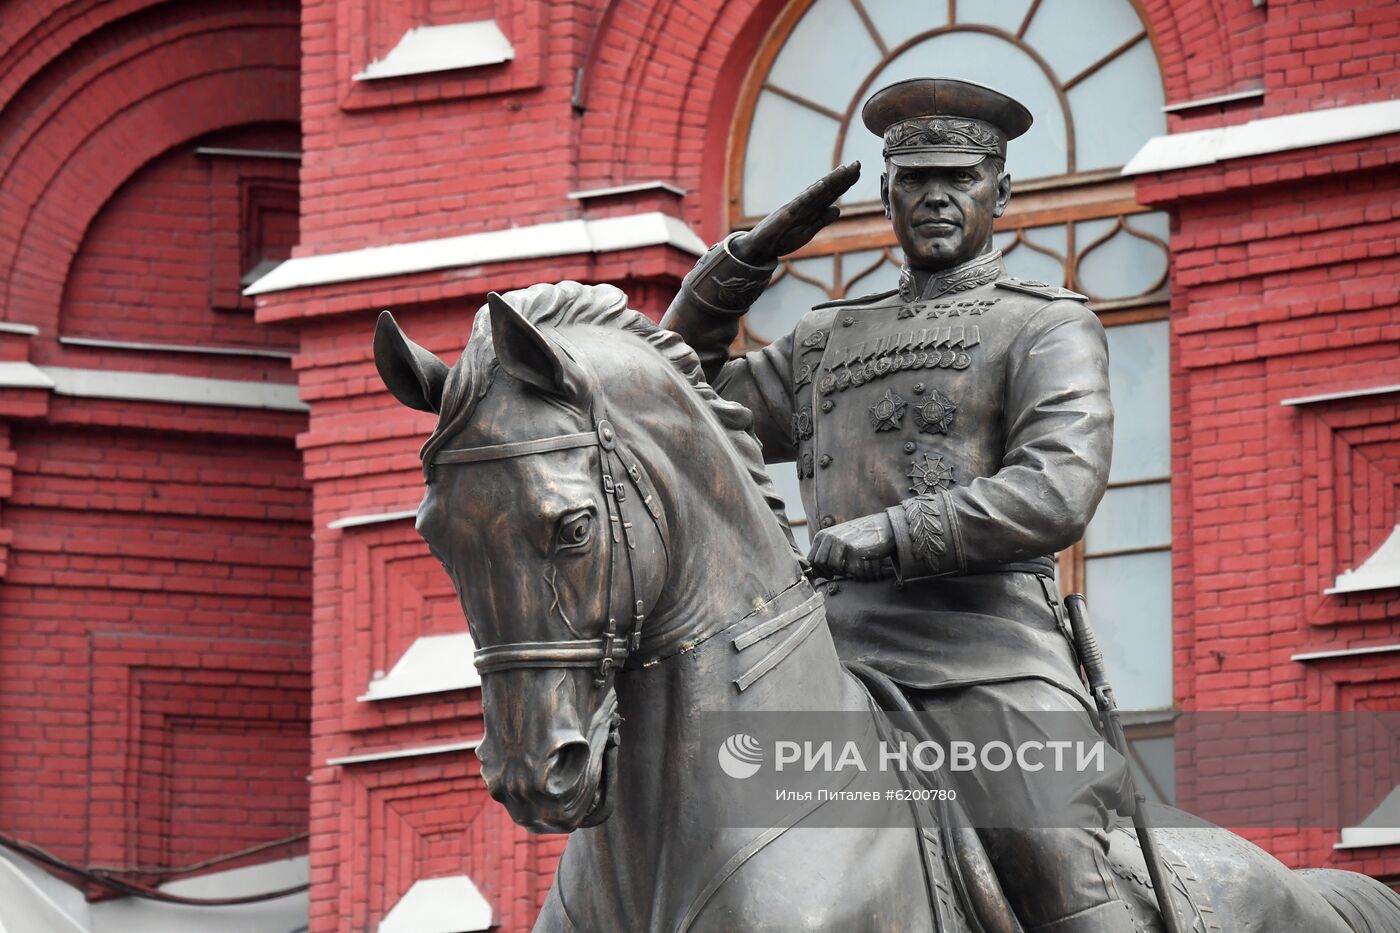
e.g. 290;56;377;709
995;277;1088;302
811;288;900;311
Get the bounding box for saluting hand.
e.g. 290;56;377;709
731;162;862;266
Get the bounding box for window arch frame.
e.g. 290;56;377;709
725;0;1172;321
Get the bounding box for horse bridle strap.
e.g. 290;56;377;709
434;432;596;464
430;406;668;681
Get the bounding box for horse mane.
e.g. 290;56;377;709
422;281;801;556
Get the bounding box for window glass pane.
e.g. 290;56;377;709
1085;482;1171;555
766;460;810;551
1022;0;1146;86
747;256;834;344
767;0;884;114
1105;320;1169;484
836;129;887;207
859;0;946;49
956;0;1036;34
841;248;903;297
997;222;1068;285
1128;735;1176;805
1074;212;1169;301
744;91;841;217
1084;550;1172;710
1067;39;1167;171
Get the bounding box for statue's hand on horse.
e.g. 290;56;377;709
732;161;861;265
808;511;896;580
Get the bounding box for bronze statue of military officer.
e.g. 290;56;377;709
664;78;1135;933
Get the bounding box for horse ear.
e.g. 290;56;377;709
374;311;449;413
488;292;587;401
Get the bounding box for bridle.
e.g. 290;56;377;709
428;389;671;685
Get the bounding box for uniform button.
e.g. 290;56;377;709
913;382;926;395
842;316;855;327
820;515;835;528
827;582;841;595
819;455;832;468
904;441;916;453
821;400;834;412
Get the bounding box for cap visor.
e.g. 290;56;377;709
887;150;987;168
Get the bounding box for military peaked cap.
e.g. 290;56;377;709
862;78;1033;168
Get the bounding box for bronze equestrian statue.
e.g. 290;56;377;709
661;76;1131;932
375;275;1400;930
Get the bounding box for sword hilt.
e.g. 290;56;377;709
1065;593;1107;688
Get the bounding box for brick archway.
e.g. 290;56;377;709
0;1;298;330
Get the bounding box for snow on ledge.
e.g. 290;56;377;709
360;632;479;702
1326;524;1400;596
245;212;708;295
355;21;514;81
379;875;493;933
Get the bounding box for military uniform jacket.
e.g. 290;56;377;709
664;246;1112;691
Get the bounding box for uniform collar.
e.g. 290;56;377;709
898;250;1004;302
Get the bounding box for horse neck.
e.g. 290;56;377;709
565;574;867;928
558;359;867;926
624;386;805;662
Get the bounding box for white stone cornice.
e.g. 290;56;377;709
43;367;306;411
59;336;295;359
1123;98;1400;176
569;180;687;199
0;362;55;389
245;212;708;296
328;508;417;530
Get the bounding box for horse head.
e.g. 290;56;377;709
374;282;801;834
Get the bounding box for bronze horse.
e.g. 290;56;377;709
375;281;1400;933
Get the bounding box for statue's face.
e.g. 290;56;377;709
881;159;1011;270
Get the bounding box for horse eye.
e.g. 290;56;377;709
557;513;593;551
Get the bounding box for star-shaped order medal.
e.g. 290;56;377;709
912;389;957;435
868;389;906;432
908;454;955;494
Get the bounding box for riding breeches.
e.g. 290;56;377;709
906;678;1136;932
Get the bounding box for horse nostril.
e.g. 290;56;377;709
543;740;591;797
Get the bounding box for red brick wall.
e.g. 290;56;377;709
1260;0;1400;115
0;0;311;894
1133;0;1400;885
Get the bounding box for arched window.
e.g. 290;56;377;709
730;0;1175;786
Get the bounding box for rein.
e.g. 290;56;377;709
430;400;671;684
